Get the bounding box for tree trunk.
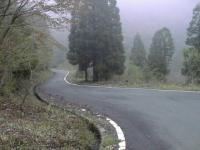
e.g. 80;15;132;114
85;69;88;82
93;66;99;82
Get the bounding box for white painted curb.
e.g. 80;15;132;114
63;71;126;150
106;118;126;150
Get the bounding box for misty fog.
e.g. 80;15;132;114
51;0;199;82
119;0;198;50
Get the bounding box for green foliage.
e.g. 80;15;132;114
0;1;62;97
186;3;200;52
67;0;125;82
130;33;146;68
182;48;200;84
183;3;200;84
0;25;52;95
126;63;145;83
101;135;118;150
148;27;175;81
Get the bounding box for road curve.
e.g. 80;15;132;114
40;69;200;150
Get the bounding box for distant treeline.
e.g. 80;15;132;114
68;1;200;84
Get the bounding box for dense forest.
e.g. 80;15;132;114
67;0;125;81
0;0;199;104
66;0;200;86
1;0;200;149
0;0;72;99
0;1;101;149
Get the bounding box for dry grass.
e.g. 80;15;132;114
0;97;98;150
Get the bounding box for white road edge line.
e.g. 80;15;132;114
106;117;126;150
63;71;126;150
63;71;200;93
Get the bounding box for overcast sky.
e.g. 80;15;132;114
52;0;200;52
117;0;199;51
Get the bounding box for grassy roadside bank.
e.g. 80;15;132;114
58;61;200;91
0;96;98;149
0;70;99;150
36;85;120;150
63;65;200;91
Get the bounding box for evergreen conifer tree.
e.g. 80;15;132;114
186;3;200;52
148;27;175;80
130;33;146;68
67;0;125;81
182;3;200;83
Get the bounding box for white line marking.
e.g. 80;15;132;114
106;118;126;150
63;71;126;150
64;71;200;93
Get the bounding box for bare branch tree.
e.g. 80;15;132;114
0;0;76;89
0;0;76;44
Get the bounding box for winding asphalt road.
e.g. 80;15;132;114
40;69;200;150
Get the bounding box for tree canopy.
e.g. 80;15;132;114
148;27;175;80
0;0;72;97
186;3;200;52
182;48;200;84
67;0;125;81
182;3;200;84
130;33;146;68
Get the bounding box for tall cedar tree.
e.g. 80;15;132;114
130;33;146;68
186;3;200;52
182;3;200;83
148;27;175;80
106;0;125;79
182;48;200;83
67;0;125;81
68;1;93;81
